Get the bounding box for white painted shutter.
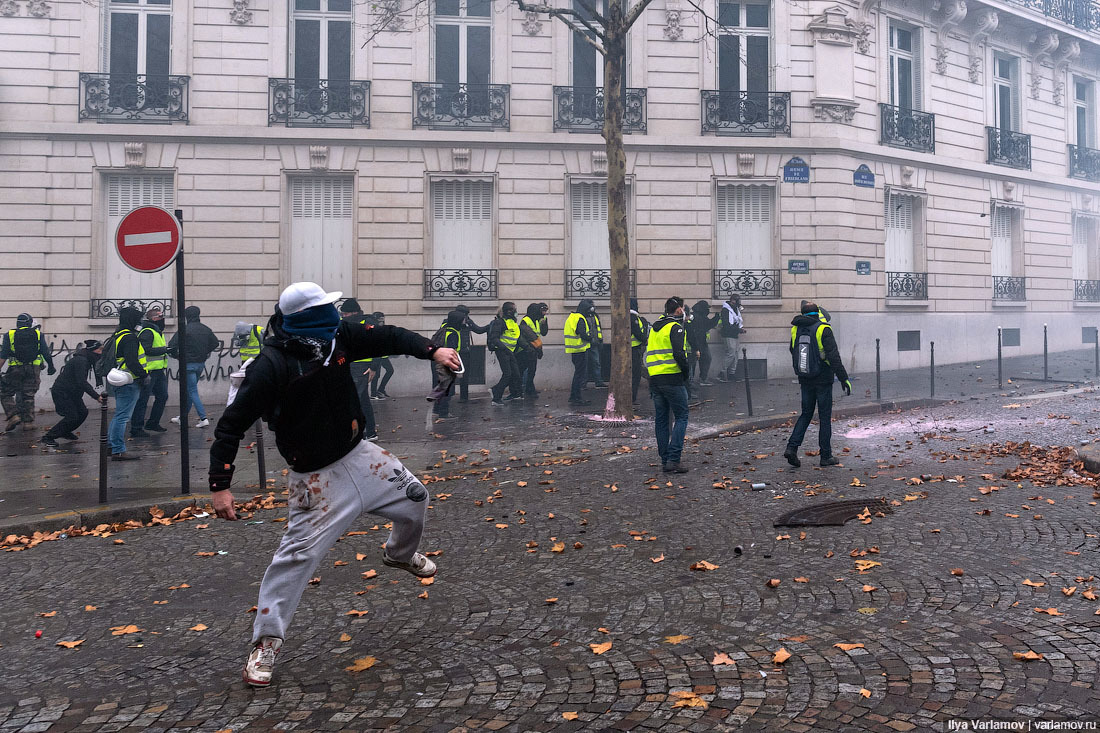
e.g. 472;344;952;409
1073;217;1092;280
884;192;915;272
715;184;774;269
570;182;610;269
431;180;493;270
991;206;1013;276
289;176;355;294
103;173;175;299
912;28;923;112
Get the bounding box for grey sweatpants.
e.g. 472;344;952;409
722;337;740;377
252;439;430;643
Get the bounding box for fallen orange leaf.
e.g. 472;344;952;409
1013;650;1044;661
109;625;142;636
56;640;84;649
1062;586;1077;597
39;611;57;618
551;542;565;553
84;605;97;612
1022;579;1046;588
772;647;791;664
780;634;811;642
766;578;781;588
362;569;377;579
189;623;208;632
651;554;665;563
345;656;377;673
862;585;876;593
1034;607;1063;616
417;591;428;599
793;577;809;583
834;643;865;651
711;651;736;666
339;633;352;642
589;641;612;655
345;609;369;617
420;577;435;586
859;688;871;698
562;712;579;720
545;597;558;604
690;560;719;571
664;634;692;644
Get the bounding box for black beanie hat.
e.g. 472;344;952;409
801;300;818;315
340;297;362;314
16;313;32;327
84;339;103;350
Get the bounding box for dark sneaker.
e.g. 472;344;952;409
365;432;379;441
663;462;689;474
783;449;801;468
377;391;390;399
111;452;140;461
491;399;505;407
145;423;167;433
130;429;149;438
61;432;80;440
820;456;841;467
43;437;59;448
715;374;729;383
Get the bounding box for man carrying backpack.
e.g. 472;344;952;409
0;313;55;432
784;301;851;468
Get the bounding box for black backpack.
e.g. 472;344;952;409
12;328;40;364
792;324;827;379
94;331;121;380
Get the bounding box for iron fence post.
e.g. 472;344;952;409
997;327;1003;390
875;338;881;401
930;341;935;399
1043;323;1048;381
741;348;753;417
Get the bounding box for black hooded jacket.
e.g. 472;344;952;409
686;301;719;351
789;313;848;385
113;309;147;379
53;347;101;399
210;311;436;475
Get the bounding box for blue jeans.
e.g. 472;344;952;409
587;346;603;385
787;380;834;457
108;382;140;454
181;362;207;420
133;368;168;430
569;352;588;402
651;382;689;465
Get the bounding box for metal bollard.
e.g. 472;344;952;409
98;395;109;505
997;327;1003;390
1095;328;1099;380
255;421;267;490
1043;323;1048;382
930;341;935;399
742;347;753;417
875;338;881;401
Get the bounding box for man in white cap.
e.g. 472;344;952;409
208;282;460;688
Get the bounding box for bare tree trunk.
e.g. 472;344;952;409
601;10;633;421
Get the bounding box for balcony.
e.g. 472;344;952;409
886;271;928;299
879;104;935;153
79;73;189;123
700;91;791;136
993;275;1027;301
712;269;781;299
1075;279;1100;301
987;127;1032;169
1002;0;1100;32
552;86;647;134
90;298;174;320
412;83;509;130
1069;143;1100;181
268;78;370;127
423;269;497;299
564;269;637;299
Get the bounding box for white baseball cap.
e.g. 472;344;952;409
278;282;342;315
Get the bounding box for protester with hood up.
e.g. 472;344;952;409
431;309;466;419
42;339;106;448
686;300;720;390
107;306;148;460
368;312;396;399
0;312;55;432
585;304;606;388
717;294;746;382
783;300;850;468
450;304;489;402
208;282;460;689
234;320;265;364
646;296;690;473
338;298;378;440
629;298;650;405
516;302;548;399
487;301;525;406
131;306;170;437
168;305;220;428
564;299;595;406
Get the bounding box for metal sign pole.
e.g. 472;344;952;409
174;209;190;496
98;395;109;504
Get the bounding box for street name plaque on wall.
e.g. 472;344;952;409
853;164;875;188
782;156;809;183
788;259;810;274
856;261;871;275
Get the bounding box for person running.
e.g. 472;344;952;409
131;306;169;437
338;298;378;440
168;306;220;428
517;302;547;399
646;296;690;474
0;313;56;432
42;339;106;448
368;312;395;399
208;282;460;688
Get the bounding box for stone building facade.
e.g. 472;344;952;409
2;0;1100;394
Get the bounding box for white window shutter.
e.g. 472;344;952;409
431;180;492;270
885;192;915;272
289;176;355;293
991;206;1013;276
102;173;175;300
913;28;923;112
1073;217;1092;281
570;182;610;270
716;184;774;270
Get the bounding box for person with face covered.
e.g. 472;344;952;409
450;304;489;402
0;312;55;432
516;302;547;399
629;298;650;405
686;300;720;390
42;339;106;448
208;282;460;688
432;309;466;419
564;299;595;406
487;301;525;406
130;306;170;437
646;297;690;473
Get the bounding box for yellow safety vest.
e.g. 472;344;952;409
646;320;687;376
142;327;168;370
499;318;520;352
114;329;147;377
6;327;44;366
443;326;461;351
630;315;646;348
240;325;263;359
564;312;590;354
521;315;538;334
789;323;831;364
590;314;603;341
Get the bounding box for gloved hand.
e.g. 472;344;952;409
47;366;56;376
98;393;108;405
209;462;235;492
842;380;852;396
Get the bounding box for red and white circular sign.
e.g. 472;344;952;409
114;206;182;273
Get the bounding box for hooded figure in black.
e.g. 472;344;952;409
106;306;148;459
516;302;547;398
629;297;650;404
565;299;596;405
0;312;55;431
487;301;525;405
42;340;106;446
431;309;467;419
168;305;221;427
686;300;720;391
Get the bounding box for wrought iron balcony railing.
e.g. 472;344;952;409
90;298;174;319
1069;144;1100;182
886;271;928;299
564;269;637;299
1075;279;1100;301
79;73;189;123
268;78;370;127
552;86;647;134
987;127;1032;170
700;91;791;136
1003;0;1100;32
412;83;509;130
712;269;781;299
880;104;935;153
993;275;1027;301
423;269;497;299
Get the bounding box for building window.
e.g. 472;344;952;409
991;204;1020;276
885;192;918;271
288;176;355;295
103;172;174;300
291;0;351;108
717;0;770;94
1074;78;1094;147
434;0;491;88
431;179;493;271
108;0;171;80
716;184;774;269
888;21;920;110
993;53;1021;131
570;181;610;270
1074;215;1099;281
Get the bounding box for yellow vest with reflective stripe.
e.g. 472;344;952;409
521;315;538;335
114;329;147;377
443;326;461;351
499;318;520;352
142;327;167;370
240;325;263;359
590;314;603;340
6;327;44;366
630;315;646;348
564;312;590;354
646;320;686;376
789;322;831;364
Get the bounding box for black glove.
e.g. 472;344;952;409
47;366;56;376
209;462;235;492
842;380;852;397
98;393;108;405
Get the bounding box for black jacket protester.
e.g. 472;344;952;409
789;313;849;385
168;321;220;364
210;313;435;476
648;316;689;387
53;348;100;399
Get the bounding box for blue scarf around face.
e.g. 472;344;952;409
282;304;341;342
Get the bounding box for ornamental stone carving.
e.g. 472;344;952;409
663;0;683;41
310;146;329;172
853;0;882;54
736;153;755;177
522;10;543;35
26;0;50;16
230;0;253;25
808;6;858;124
808;5;859;44
901;166;916;187
812;101;858;123
124;142;146;169
967;8;998;83
934;0;967;74
1028;30;1059;100
0;0;18;15
452;148;471;174
1053;40;1080;106
592;150;608;176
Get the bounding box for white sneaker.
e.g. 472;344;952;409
382;550;437;578
169;416;181;425
196;418;210;428
243;636;282;687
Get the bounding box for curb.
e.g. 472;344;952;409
0;494;210;539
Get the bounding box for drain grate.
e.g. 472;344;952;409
773;498;893;528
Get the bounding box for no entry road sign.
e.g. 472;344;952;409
115;205;182;273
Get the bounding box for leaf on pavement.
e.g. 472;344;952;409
345;656;377;673
854;560;882;571
1034;607;1063;616
793;577;809;583
109;625;142;636
1013;650;1044;661
189;623;208;632
711;651;736;666
766;578;781;588
551;542;565;553
772;648;791;664
690;560;719;571
780;634;811;642
333;561;348;567
834;643;865;651
859;688;871;698
1062;586;1077;597
545;597;558;604
39;611;57;618
356;553;367;561
664;634;692;644
1022;579;1046;588
589;641;612;655
950;568;964;576
56;640;84;649
345;609;369;617
362;570;377;579
194;552;215;557
651;554;665;563
562;712;579;720
339;633;352;642
670;691;708;709
420;577;435;586
417;591;429;599
862;585;877;593
84;605;97;611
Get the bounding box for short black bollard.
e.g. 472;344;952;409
98;394;109;505
930;341;935;399
255;421;267;491
875;338;881;401
1095;328;1099;380
742;347;753;417
997;327;1003;390
1043;323;1049;382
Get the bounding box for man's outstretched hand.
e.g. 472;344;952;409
212;490;238;521
432;347;461;372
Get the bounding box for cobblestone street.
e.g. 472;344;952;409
3;383;1100;731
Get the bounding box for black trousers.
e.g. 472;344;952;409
491;349;521;400
370;358;394;396
45;387;89;439
516;349;538;395
631;345;644;402
351;367;377;437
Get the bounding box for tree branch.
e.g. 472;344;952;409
622;0;655;31
680;0;721;39
515;0;608;50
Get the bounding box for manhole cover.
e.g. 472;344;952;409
773;498;893;528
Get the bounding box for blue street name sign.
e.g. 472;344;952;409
783;156;810;183
788;259;810;274
853;164;875;188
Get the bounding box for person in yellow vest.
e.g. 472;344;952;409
646;296;690;473
338;299;378;440
516;302;548;399
131;306;170;437
564;299;595;406
487;301;524;406
107;306;148;460
368;312;395;399
629;298;649;405
0;312;55;432
783;301;851;468
234;320;265;364
585;305;606;388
